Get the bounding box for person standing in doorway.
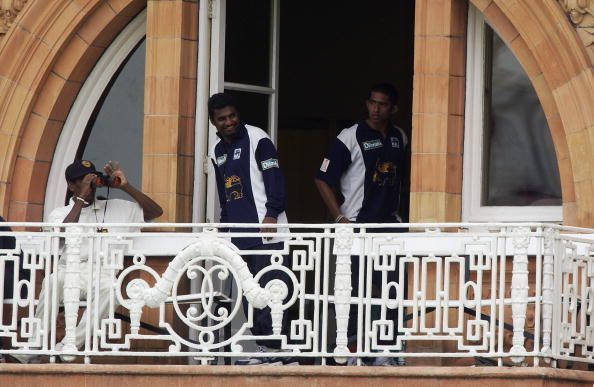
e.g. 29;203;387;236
209;92;294;365
314;83;408;366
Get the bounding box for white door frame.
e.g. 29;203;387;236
192;0;214;225
195;0;280;223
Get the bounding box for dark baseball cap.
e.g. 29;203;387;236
65;160;98;181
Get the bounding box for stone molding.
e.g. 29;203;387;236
0;0;27;39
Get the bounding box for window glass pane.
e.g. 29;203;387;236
225;90;269;131
80;39;145;200
483;26;561;206
225;0;271;86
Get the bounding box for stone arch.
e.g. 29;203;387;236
0;0;145;221
471;0;594;226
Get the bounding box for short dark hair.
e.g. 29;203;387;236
208;92;239;118
369;83;398;106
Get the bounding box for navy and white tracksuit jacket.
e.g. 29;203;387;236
315;121;408;223
211;123;288;249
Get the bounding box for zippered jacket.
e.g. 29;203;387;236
211;123;288;248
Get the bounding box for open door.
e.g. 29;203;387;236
196;0;414;224
200;0;280;223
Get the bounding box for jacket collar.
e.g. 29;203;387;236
216;123;247;144
359;120;396;136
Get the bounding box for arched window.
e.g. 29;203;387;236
78;39;145;200
44;11;146;217
462;5;562;222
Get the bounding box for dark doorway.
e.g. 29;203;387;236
277;1;415;223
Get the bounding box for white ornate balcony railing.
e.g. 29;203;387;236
0;222;593;367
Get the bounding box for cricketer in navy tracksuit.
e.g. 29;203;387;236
316;120;408;343
211;123;290;347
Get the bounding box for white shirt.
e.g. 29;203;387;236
48;198;144;263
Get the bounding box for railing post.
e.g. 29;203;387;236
62;226;84;360
541;227;557;361
550;233;565;367
333;226;353;363
509;226;530;364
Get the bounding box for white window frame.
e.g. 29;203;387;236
461;6;562;223
44;10;147;220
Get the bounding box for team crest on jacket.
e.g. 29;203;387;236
224;175;243;201
233;148;242;160
372;160;396;186
390;137;400;148
216;154;227;165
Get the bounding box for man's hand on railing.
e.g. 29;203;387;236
261;216;277;239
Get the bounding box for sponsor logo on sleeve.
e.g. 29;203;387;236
261;158;279;170
233;148;242;160
390;137;400;148
362;139;383;151
216;154;227;165
320;158;330;172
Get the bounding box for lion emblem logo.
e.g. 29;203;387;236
224;175;243;201
372;161;396;186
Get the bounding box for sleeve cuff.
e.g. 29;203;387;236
265;209;279;219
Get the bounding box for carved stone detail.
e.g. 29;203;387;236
559;0;594;55
0;0;28;38
560;0;594;27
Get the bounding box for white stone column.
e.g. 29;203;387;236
510;226;530;364
62;226;84;359
541;227;556;361
333;226;353;363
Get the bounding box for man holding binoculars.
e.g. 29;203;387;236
9;160;162;363
60;160;162;225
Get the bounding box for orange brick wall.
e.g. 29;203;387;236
410;0;467;223
143;0;197;223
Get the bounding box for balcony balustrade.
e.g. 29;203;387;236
0;222;593;367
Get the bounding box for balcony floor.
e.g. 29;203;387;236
0;364;593;387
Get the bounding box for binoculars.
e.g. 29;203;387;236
93;173;121;188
